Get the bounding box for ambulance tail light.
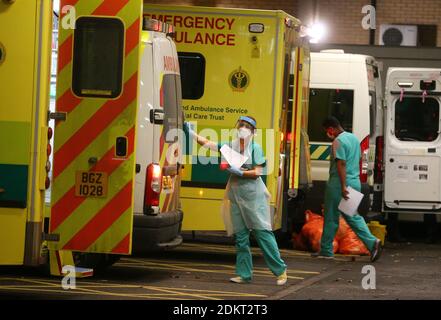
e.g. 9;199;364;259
360;136;369;183
374;136;384;184
144;163;162;208
143;18;160;32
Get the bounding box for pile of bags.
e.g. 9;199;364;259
292;210;370;255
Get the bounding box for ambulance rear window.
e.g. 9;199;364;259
395;97;439;142
72;17;124;98
308;88;354;142
163;74;183;143
178;52;205;100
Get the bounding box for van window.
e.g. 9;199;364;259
72;17;124;98
395;97;439;142
177;52;205;100
163;74;183;143
308;88;354;141
369;91;376;136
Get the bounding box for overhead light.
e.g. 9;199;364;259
308;22;327;43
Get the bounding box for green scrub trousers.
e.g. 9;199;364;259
319;132;378;257
235;229;287;281
222;141;286;281
320;179;377;256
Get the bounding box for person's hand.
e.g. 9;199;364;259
341;187;349;200
227;165;243;177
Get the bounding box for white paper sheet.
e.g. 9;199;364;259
220;144;249;168
338;186;364;216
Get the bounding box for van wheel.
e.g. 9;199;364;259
73;253;121;273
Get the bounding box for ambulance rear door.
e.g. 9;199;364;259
49;0;142;254
384;68;441;212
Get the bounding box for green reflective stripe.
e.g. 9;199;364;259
310;144;331;161
191;157;229;185
0;164;28;208
0;121;31;165
189;157;267;186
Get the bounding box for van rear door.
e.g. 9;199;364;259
384;68;441;211
49;0;142;254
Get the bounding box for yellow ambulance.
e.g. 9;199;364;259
143;5;312;236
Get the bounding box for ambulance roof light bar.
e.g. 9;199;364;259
143;17;175;35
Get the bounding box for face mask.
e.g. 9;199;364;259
326;129;335;141
237;127;252;139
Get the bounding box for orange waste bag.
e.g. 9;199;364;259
337;218;370;255
293;210;338;253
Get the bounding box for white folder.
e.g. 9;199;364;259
220;144;249;168
338;186;364;216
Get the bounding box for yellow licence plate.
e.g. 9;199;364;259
75;171;108;198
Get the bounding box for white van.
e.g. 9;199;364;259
383;68;441;216
132;19;185;253
306;50;383;215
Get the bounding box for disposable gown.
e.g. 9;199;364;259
219;138;272;235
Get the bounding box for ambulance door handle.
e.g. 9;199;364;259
150;109;164;125
115;136;128;157
135;164;141;174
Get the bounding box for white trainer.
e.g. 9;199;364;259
229;276;250;284
276;270;288;286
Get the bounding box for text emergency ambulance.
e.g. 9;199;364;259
0;0;184;275
382;68;441;219
144;5;312;237
306;50;383;216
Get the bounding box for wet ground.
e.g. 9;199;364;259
0;235;440;300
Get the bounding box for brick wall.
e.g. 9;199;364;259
296;0;370;45
144;0;441;46
376;0;441;46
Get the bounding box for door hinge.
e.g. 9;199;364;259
48;111;67;122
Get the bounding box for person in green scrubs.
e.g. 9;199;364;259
312;116;383;262
184;116;288;285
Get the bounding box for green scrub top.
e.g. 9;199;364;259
329;131;360;185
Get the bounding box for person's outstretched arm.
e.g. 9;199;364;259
184;122;218;151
